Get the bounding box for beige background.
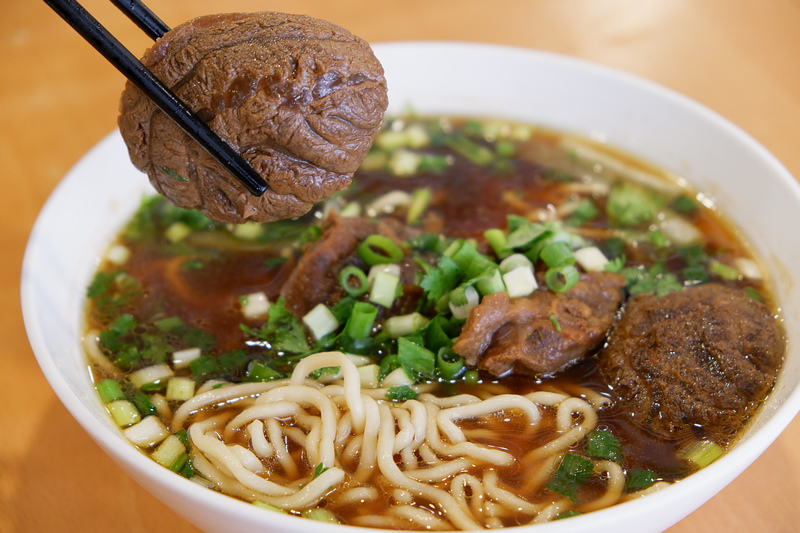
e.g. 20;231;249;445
3;1;800;531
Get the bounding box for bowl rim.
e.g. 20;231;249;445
20;40;800;532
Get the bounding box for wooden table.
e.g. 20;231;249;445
3;1;800;531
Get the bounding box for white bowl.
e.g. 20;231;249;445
21;42;800;533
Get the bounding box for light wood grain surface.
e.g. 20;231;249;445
3;1;800;531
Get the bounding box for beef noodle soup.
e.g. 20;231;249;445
83;115;784;529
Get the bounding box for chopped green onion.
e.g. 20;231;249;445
502;265;538;298
679;439;724;468
384;312;430;338
122;415;170;448
484;228;511;259
387;149;422;176
437;347;466;381
445;135;495;166
709;259;740;281
165;377;196;402
339;265;368;297
232;221;263;240
171;347;202;370
498;253;533;274
475;267;506;296
545;265;580;293
368;270;401;308
670;194;697;215
97;379;125;404
107;399;141;427
357;364;380;388
574;246;609;273
129;363;174;390
550;314;562;332
381;366;414;388
357;234;404;265
540;241;575;268
344;301;379;339
397;337;436;380
448;285;480;319
253;501;286;513
302;303;340;340
407;188;432;225
164;221;191;243
302;508;340;524
151;434;188;470
240;291;270;319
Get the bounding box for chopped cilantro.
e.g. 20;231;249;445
546;453;595;502
625;469;658;491
585;429;623;462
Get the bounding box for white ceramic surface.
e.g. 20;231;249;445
21;42;800;533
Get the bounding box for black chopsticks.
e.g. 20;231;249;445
44;0;268;197
110;0;170;40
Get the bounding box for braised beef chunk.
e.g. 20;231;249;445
453;272;626;377
279;215;416;317
119;12;388;224
598;283;784;443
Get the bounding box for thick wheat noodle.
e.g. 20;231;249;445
622;481;671;500
256;385;338;467
290;351;366;432
525;390;569;406
341;434;364;465
334;486;380;505
417;443;441;464
266;417;298;478
246;419;273;458
190;450;266;502
524;397;597;462
334;410;353;449
404;457;473;482
172;380;298;430
352;394;380;482
223;400;300;438
391;407;417;452
424;402;514;465
482;469;546;515
437;394;541;444
520;454;562;494
418;392;482;408
450;473;485;521
189;414;295;496
256;467;346;510
579;459;625;512
531;499;574;523
388;505;450;529
83;331;121;376
375;402;482;530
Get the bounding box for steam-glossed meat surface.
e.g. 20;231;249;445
453;272;626;377
598;283;784;443
119;12;388;223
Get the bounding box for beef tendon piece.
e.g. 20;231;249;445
598;283;785;444
453;272;626;377
119;12;388;223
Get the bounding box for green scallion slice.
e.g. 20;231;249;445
357;234;404;265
